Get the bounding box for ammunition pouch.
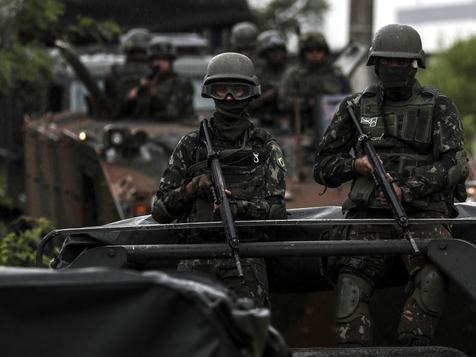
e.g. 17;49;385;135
348;176;375;207
268;203;287;219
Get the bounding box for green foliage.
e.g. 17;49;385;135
15;0;64;44
417;37;476;155
0;42;53;90
0;0;121;93
0;0;60;92
65;16;121;46
0;217;55;267
252;0;329;33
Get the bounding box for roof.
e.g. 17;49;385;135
60;0;254;32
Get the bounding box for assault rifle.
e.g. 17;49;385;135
346;102;420;253
200;119;244;277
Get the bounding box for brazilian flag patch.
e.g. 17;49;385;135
276;155;286;171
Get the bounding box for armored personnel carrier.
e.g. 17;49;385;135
24;40;213;228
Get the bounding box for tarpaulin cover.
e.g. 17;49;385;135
0;266;286;357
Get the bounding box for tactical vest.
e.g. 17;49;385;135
186;127;270;222
345;83;450;214
297;63;346;96
112;62;149;99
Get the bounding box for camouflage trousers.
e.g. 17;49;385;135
335;211;451;346
177;257;270;308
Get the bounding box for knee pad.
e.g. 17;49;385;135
335;273;373;322
411;264;446;316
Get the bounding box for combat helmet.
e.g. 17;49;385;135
121;28;151;54
202;52;261;99
367;24;426;68
148;37;177;60
230;22;259;50
257;30;287;56
299;32;330;56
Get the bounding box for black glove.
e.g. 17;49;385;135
185;174;214;201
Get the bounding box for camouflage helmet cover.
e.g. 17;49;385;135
299;32;330;55
257;30;287;55
148;37;177;60
230;22;259;50
367;24;426;68
202;52;261;98
121;28;151;53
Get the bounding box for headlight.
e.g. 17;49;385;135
110;131;125;146
103;125;131;148
78;131;88;141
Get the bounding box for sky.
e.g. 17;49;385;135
248;0;476;52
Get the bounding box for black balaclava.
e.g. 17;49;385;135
213;99;252;142
375;59;417;100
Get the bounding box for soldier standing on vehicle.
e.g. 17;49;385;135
279;32;350;130
230;22;259;62
120;38;194;120
249;30;288;123
314;24;468;347
105;28;151;117
151;53;287;307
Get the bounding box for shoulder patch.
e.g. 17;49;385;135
276;154;286;171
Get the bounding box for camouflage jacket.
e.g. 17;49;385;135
278;60;350;113
121;71;194;120
152;118;287;223
249;63;287;118
104;60;149;117
313;80;467;216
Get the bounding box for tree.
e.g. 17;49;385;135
0;0;120;93
252;0;328;34
0;0;62;91
417;37;476;156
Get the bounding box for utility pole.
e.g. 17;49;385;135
349;0;374;91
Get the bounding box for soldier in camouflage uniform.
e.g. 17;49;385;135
105;28;151;117
279;32;350;130
151;52;287;307
314;24;469;347
249;30;288;123
230;22;259;63
120;38;194;120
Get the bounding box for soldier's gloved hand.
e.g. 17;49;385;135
354;155;375;176
184;174;214;201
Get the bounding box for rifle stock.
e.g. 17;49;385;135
346;101;419;253
200;119;244;277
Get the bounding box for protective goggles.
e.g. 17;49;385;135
203;82;258;100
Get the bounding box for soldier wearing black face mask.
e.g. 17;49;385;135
314;24;468;347
151;53;287;308
119;38;194;120
279;32;350;130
